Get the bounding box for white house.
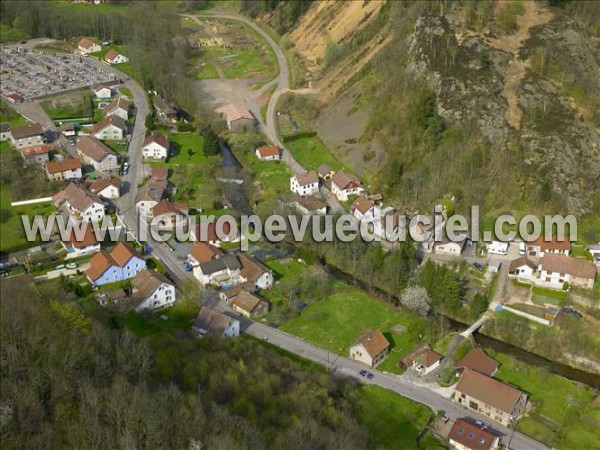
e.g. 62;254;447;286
61;223;101;257
238;254;274;291
192;307;240;338
92;83;112;99
290;171;319;196
349;330;390;368
255;146;280;161
105;49;129;65
78;37;101;54
90;115;126;140
508;257;536;282
76;136;119;175
52;183;105;224
142;132;170;159
527;235;571;258
0;122;10;141
135;182;166;221
130;269;176;312
331;171;364;202
434;238;466;256
104;96;130;121
487;241;509;255
89;176;122;200
46;158;82;181
9;123;44;149
538;254;596;290
193;254;243;287
400;345;442;375
150;200;188;230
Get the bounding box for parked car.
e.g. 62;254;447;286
366;371;374;380
359;369;368;378
473;262;484;271
66;263;77;269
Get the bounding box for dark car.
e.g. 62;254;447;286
359;369;368;378
473;262;484;271
366;372;375;380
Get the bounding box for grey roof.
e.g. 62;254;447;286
135;182;165;204
193;307;235;336
0;122;9;133
199;254;241;275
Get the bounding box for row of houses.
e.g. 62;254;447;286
77;38;129;64
509;253;596;290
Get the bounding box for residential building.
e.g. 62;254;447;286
61;223;100;257
46;158;82;181
331;171;364;202
288;194;327;215
104;49;129;64
9;123;44;149
150;200;188;229
78;37;101;54
0;122;9;141
238;254;274;290
435;238;466;256
538;254;596;290
290;171;319;196
457;348;499;377
454;369;527;427
448;419;500;450
89;176;121;200
487;241;509;255
192;307;240;338
142;132;169;159
85;242;145;286
255;146;280;161
218;282;254;304
399;344;442;375
76;136;119;174
351;196;381;221
135;182;166;220
193;254;243;287
52;183;105;223
230;289;270;318
191;221;239;246
215;103;255;132
130;269;176;312
349;330;390;368
92;83;112;99
508;257;536;282
90;115;126;140
19;145;50;165
527;235;571;258
60;124;76;137
317;164;334;180
154;95;178;123
104;96;130;121
188;242;223;268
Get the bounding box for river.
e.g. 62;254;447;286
216;141;253;215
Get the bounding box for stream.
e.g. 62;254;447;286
216;141;253;215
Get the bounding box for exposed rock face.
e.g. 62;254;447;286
407;5;600;215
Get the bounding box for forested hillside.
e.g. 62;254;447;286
0;279;373;449
270;0;600;230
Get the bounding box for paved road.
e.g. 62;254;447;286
243;320;547;450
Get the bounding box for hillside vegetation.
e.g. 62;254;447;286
272;0;600;228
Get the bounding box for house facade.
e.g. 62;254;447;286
90;115;126;140
85;242;145;286
61;223;101;257
230;290;270;318
78;37;101;54
89;177;121;200
289;194;327;215
290;171;319;196
0;122;10;141
454;369;527;427
238;254;274;291
193;254;243;287
77;136;119;174
150;200;188;229
527;235;571;258
435;239;466;256
20;145;50;165
105;49;129;64
131;269;176;312
399;344;442;375
508;257;536;282
349;330;390;367
92;84;112;99
52;183;105;223
215;103;255;132
192;307;240;338
142;133;169;159
46;159;82;181
105;96;130;120
9;123;44;149
255;146;280;161
448;419;500;450
538;254;596;290
331;171;364;202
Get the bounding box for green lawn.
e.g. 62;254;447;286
490;351;600;449
118;87;133;100
0;188;55;255
40;90;93;120
356;385;439;449
0;22;28;44
231;144;291;195
167;132;205;164
531;286;568;306
283;132;350;172
103;140;128;154
276;260;428;374
1;102;28;126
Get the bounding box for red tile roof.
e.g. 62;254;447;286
20;145;50;157
143;132;169;150
111;242;144;267
89;176;121;193
448;419;499;450
354;330;390;358
189;242;222;264
455;369;525;414
457;348;499;377
46;158;81;174
528;234;571;252
351;196;374;215
540;254;596;279
256;146;279;158
332;171;361;190
64;223;99;249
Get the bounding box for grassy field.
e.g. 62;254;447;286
230;143;291;195
103;140;128;154
275;259;428;374
531;286;568;306
1;102;28;127
167;132;205;164
40;90;93;120
356;385;441;449
118;87;133;100
283;132;350;172
0;22;28;44
490;351;600;449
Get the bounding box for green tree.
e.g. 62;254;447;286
202;125;220;157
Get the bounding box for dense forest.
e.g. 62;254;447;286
0;278;375;449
